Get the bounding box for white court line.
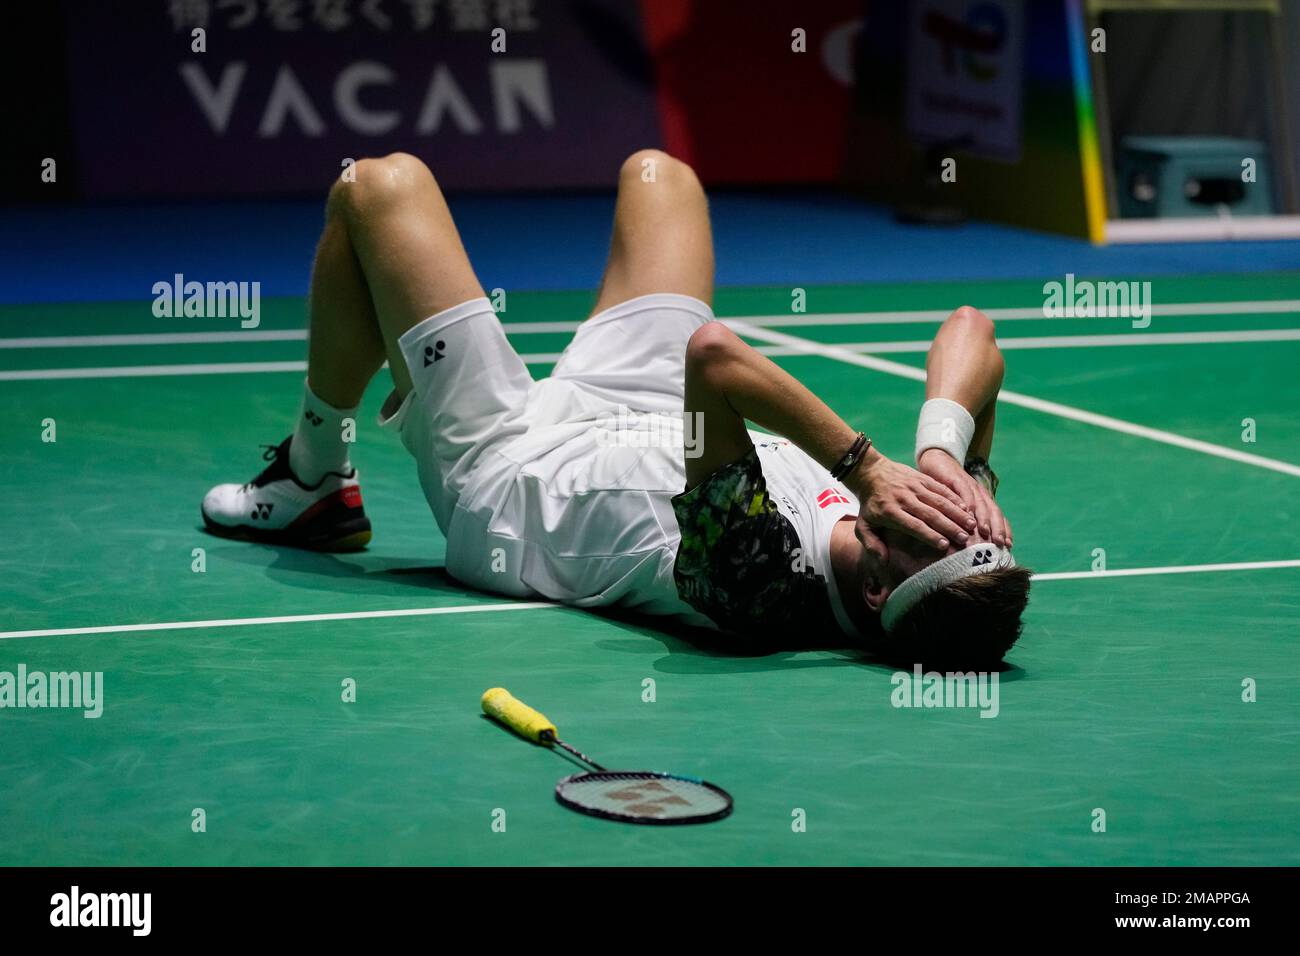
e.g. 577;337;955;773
1031;559;1300;582
3;298;1297;349
5;318;1299;478
2;558;1296;642
736;298;1300;328
0;356;575;381
0;323;564;349
0;600;560;641
7;326;1300;381
0;360;311;381
989;329;1300;349
0;330;307;349
755;327;1300;355
728;321;1300;480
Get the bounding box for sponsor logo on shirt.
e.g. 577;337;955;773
817;488;849;509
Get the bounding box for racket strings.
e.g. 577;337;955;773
556;772;733;824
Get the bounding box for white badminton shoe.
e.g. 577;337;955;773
201;437;372;551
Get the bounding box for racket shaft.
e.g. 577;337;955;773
556;739;605;772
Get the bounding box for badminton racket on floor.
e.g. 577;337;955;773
481;687;733;825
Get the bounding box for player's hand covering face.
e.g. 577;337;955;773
848;454;975;552
917;449;1012;548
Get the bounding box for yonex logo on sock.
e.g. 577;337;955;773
304;409;323;426
972;548;993;566
423;340;447;366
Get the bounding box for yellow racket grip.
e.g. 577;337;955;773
481;688;557;744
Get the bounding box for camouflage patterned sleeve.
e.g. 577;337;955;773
670;449;835;638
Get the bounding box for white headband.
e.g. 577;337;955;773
880;543;1016;632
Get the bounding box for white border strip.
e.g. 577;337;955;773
1;558;1295;642
727;321;1300;479
1106;216;1300;243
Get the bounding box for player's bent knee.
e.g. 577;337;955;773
620;148;701;196
621;148;672;181
946;305;995;339
377;151;434;185
329;152;436;221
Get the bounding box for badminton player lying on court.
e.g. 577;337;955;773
201;150;1030;667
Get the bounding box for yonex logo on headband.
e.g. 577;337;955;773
881;543;1016;632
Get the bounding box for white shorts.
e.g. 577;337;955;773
379;292;714;610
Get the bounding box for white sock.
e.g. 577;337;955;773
289;380;356;485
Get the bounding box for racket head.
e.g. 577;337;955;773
555;771;733;825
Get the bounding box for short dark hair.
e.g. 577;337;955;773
877;567;1032;670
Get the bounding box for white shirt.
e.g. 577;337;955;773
750;433;861;638
445;407;858;635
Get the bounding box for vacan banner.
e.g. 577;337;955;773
60;0;664;197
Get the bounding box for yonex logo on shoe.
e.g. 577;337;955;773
423;340;447;366
304;410;323;426
251;503;273;519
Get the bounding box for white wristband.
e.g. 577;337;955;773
915;398;975;466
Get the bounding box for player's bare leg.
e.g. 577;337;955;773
327;152;486;398
201;152;485;550
591;149;714;315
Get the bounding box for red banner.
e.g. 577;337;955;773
641;0;865;184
